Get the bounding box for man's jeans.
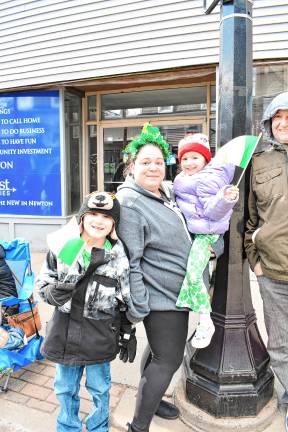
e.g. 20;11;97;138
0;324;25;350
257;275;288;405
54;362;111;432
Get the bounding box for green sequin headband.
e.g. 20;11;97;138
124;122;171;160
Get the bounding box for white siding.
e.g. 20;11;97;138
0;0;287;89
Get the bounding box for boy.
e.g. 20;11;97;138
36;191;137;432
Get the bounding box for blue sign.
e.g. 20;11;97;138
0;91;61;216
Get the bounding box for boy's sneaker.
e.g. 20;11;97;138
191;322;215;349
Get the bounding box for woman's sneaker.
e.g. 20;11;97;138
155;400;179;419
191;322;215;349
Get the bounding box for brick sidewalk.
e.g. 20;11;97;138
1;254;284;431
0;359;126;432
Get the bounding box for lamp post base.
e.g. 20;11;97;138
175;373;279;432
185;366;274;417
183;313;275;418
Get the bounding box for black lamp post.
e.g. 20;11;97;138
184;0;274;417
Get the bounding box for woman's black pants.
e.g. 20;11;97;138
131;310;189;432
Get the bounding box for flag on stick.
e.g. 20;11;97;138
47;216;85;267
213;134;262;186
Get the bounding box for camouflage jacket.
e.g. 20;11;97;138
36;239;135;365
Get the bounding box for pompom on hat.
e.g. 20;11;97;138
125;122;170;160
77;191;120;229
178;133;212;163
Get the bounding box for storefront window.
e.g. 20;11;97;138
211;85;216;112
253;64;288;145
103;127;141;192
88;95;97;120
161;124;203;181
101;86;207;120
209;118;216;155
103;123;203;192
65;92;82;214
89;126;97;192
0;90;61;216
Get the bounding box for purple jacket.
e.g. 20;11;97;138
173;162;236;235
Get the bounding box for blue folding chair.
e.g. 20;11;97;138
0;238;43;392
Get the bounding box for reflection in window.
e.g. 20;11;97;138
253;64;288;150
88;96;96;120
126;108;142;117
211;85;216;112
103;124;203;191
101;87;207;120
103;127;141;193
17;96;34;110
65;92;82;214
88;126;97;192
209;118;216;156
103;109;123;119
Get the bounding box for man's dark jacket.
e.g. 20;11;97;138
0;245;17;299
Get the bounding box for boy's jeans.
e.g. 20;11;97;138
55;362;111;432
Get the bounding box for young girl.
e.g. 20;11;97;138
174;134;239;349
36;191;137;432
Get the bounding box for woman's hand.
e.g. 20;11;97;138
224;185;239;201
254;262;263;277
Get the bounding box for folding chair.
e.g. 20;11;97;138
0;238;43;392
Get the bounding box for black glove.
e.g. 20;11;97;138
119;314;137;363
46;283;75;306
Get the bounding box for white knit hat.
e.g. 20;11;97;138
178;133;211;163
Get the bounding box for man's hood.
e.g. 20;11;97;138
260;92;288;146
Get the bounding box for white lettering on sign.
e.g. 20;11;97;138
17;148;52;155
23;117;40;123
19;128;45;134
1;117;41;124
28;201;53;206
0;179;16;193
0;149;17;155
0;179;10;190
0;108;10;114
24;138;37;144
9;138;25;144
6;200;20;205
9;118;22;124
0;161;13;169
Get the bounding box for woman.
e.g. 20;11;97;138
116;123;192;432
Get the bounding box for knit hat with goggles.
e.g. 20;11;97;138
77;191;120;228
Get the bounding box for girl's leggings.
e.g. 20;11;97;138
176;233;219;313
131;310;189;432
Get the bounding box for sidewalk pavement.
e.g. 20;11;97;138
0;253;286;432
